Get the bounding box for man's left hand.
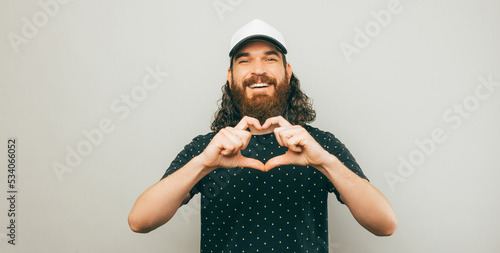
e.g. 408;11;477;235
262;116;334;172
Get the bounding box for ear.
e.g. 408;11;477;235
286;62;292;82
227;67;232;86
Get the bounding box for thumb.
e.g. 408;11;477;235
237;157;266;172
265;155;291;172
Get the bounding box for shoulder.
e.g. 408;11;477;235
304;125;337;141
185;132;216;150
191;132;216;144
303;125;347;151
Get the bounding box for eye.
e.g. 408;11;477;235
266;58;278;62
238;60;249;64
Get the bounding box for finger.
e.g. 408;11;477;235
273;126;295;148
225;128;252;150
262;116;292;129
274;125;306;146
235;116;262;131
217;139;236;156
264;154;291;171
273;126;285;147
217;130;243;156
285;135;304;153
237;157;266;172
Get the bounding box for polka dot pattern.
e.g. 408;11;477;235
161;125;368;252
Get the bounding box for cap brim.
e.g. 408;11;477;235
229;35;287;57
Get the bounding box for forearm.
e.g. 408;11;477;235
315;155;398;236
128;155;211;233
128;118;267;233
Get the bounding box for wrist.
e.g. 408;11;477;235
192;154;216;176
313;153;340;176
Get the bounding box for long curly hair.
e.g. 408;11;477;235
210;73;316;133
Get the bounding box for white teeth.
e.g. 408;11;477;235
249;83;270;88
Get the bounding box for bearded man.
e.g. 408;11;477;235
128;19;397;252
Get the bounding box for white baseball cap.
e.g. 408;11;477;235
229;19;288;57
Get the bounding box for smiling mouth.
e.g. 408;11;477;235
248;83;271;89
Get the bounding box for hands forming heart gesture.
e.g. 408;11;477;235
199;116;334;172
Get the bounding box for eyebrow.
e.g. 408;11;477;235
233;50;282;62
264;50;281;58
233;52;250;62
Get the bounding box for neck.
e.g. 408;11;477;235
248;125;278;135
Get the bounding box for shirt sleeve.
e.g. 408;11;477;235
160;133;214;205
308;126;368;204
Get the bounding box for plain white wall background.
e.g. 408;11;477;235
1;0;499;252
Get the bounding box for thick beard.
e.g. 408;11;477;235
230;74;290;125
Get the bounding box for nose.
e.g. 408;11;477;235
251;60;266;76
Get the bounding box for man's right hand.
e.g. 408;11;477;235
199;116;266;172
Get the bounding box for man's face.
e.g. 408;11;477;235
228;40;293;123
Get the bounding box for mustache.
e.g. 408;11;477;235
242;75;277;88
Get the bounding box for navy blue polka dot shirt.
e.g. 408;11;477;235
162;125;368;252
